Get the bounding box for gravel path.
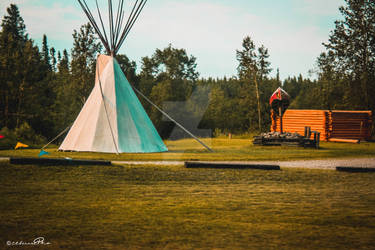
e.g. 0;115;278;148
254;157;375;170
114;157;375;170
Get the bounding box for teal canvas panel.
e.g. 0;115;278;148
113;59;168;153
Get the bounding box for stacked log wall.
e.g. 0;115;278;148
328;111;372;140
271;109;372;141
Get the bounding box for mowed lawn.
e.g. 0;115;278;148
1;138;375;161
1;161;375;249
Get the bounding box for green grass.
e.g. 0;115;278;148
0;138;374;161
1;161;375;249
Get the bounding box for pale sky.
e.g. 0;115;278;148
0;0;345;80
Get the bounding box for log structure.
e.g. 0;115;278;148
328;111;372;140
271;109;372;141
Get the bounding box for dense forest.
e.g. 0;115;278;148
0;0;374;147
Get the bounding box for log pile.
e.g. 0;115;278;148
253;131;320;148
271;109;372;141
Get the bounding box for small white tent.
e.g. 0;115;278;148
59;0;167;153
59;54;167;153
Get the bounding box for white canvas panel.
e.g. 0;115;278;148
59;55;118;152
92;56;119;152
59;83;101;151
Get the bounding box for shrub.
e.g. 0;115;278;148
0;127;17;150
0;123;46;150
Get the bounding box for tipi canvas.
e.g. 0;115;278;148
59;54;167;153
59;0;210;153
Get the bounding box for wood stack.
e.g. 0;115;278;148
328;111;372;140
271;109;372;141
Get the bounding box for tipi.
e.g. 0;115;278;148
59;0;167;153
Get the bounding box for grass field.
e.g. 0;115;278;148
1;139;374;249
1;160;375;249
1;138;375;161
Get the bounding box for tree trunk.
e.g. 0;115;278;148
5;92;9;128
16;90;22;128
253;75;262;131
16;81;25;128
279;106;283;134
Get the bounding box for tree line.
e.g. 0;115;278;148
0;0;374;147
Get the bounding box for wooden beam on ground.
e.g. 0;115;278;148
328;138;360;143
10;157;111;166
336;166;375;172
185;161;280;170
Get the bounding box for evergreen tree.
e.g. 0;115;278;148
41;34;51;71
321;0;375;110
276;68;280;85
1;4;27;42
236;36;272;132
51;49;71;135
50;47;57;72
70;23;102;108
58;49;70;73
257;45;272;81
0;4;48;133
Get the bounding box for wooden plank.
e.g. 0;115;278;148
185;161;280;170
327;138;360;143
9;157;112;166
336;167;375;172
